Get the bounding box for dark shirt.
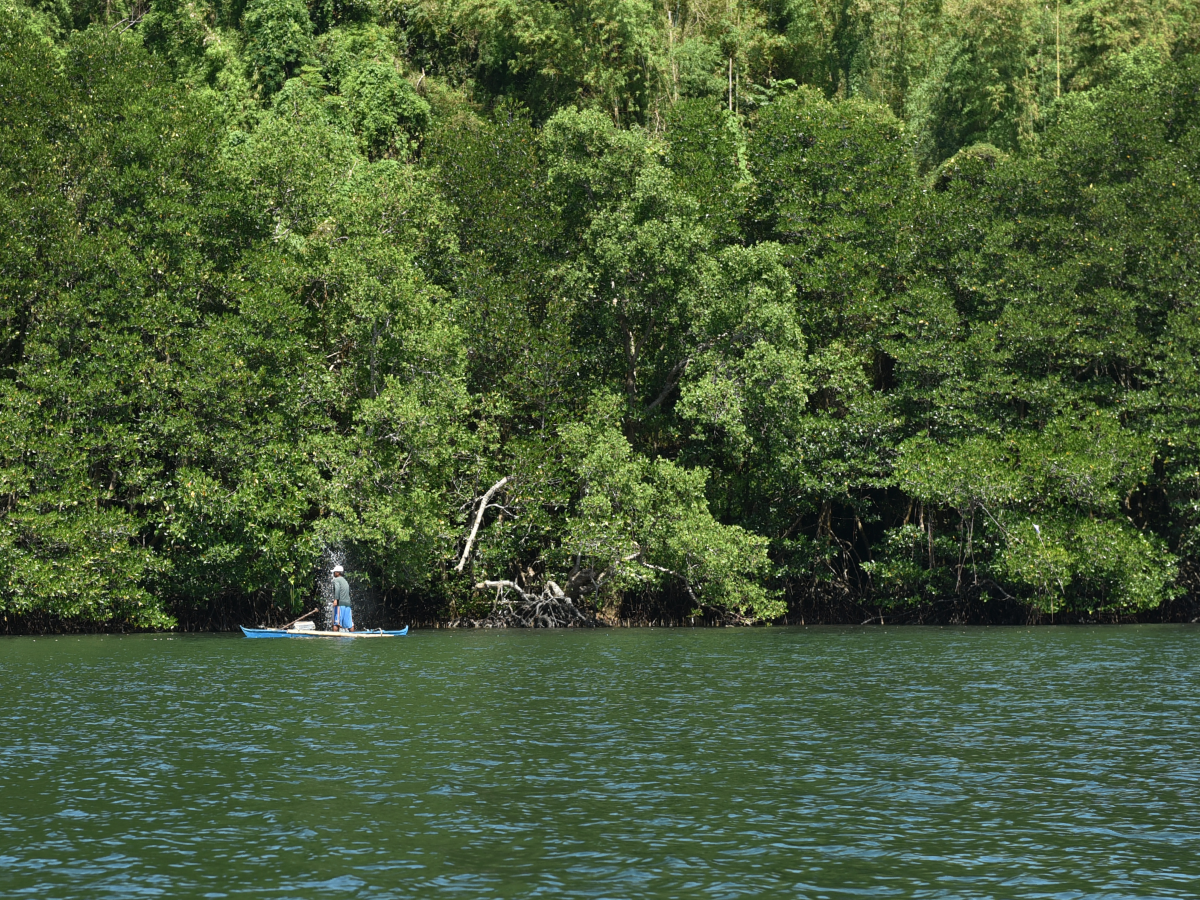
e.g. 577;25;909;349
332;575;351;608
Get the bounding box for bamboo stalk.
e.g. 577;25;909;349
280;608;318;630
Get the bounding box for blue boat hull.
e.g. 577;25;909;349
239;625;409;638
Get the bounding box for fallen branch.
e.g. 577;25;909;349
455;476;510;572
474;579;531;601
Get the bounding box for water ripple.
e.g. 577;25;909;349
1;627;1199;898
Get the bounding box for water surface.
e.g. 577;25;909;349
1;626;1198;898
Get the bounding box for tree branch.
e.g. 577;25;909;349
455;476;510;572
474;579;531;601
644;357;690;414
638;558;699;605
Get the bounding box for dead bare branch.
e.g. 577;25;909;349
455;476;510;572
475;579;531;601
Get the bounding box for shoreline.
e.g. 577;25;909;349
5;605;1199;636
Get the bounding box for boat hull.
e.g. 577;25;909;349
239;626;409;639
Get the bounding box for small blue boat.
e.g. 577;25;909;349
240;625;409;639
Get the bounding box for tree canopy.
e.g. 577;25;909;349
2;0;1198;628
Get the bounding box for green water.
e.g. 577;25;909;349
1;627;1198;899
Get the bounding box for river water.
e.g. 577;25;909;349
1;626;1197;899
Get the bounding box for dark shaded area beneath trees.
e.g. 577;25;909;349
6;586;1200;634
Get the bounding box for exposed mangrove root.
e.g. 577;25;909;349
451;579;598;628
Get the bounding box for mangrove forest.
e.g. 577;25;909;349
2;0;1199;629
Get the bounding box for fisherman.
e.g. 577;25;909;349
331;565;353;632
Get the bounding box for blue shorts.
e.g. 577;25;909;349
335;606;354;630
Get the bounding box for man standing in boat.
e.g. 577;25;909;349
331;565;354;632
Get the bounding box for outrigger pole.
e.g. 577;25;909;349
276;608;319;630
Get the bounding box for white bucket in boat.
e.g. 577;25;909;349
290;621;316;631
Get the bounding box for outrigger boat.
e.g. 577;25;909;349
240;624;408;638
239;607;408;638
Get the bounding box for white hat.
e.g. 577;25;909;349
331;565;344;574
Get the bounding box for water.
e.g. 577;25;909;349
1;627;1198;899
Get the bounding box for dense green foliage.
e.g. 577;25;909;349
1;0;1198;627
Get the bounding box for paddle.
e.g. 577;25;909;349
278;608;319;631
